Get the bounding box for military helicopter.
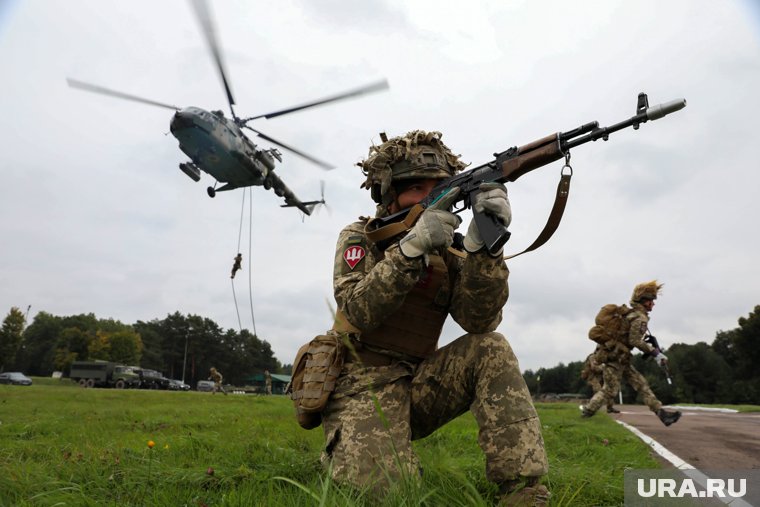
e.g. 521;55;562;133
68;0;388;216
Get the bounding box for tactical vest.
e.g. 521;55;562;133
358;253;450;359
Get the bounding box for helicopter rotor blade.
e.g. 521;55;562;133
245;126;335;170
67;78;181;111
241;79;389;123
190;0;236;116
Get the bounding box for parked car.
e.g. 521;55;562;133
168;379;191;391
134;368;171;390
0;372;33;386
196;380;215;392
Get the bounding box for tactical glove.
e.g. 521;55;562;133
399;187;462;259
654;352;669;367
463;182;511;254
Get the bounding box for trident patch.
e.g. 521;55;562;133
343;245;365;270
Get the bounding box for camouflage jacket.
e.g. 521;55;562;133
333;219;509;336
601;303;657;364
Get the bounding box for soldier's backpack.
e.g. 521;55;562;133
588;304;633;346
288;331;346;430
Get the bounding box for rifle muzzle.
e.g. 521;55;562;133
647;99;687;120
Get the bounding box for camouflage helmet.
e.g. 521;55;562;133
357;130;468;208
631;280;663;304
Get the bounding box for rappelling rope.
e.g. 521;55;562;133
231;189;246;333
237;187;246;252
231;278;243;332
231;187;258;336
247;187;258;337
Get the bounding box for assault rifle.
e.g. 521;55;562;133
644;333;673;385
366;93;686;255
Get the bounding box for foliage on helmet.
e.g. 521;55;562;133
357;130;468;205
631;280;663;303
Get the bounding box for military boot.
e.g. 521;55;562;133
499;478;550;506
657;408;682;426
579;405;594;418
607;406;621;414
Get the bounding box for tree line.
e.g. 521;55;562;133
0;309;286;387
3;305;758;403
523;305;760;405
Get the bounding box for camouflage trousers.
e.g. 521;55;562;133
585;362;662;414
583;370;615;411
320;332;548;488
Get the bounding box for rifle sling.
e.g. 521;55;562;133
504;171;571;260
362;172;571;260
365;204;425;244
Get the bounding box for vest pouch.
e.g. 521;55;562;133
288;331;345;429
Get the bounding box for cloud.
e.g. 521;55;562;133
1;0;758;373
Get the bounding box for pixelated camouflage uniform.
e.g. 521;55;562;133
321;220;547;489
585;303;662;414
580;350;615;411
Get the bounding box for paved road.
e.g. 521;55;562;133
611;405;760;469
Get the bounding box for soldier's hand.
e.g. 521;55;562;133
399;187;462;259
463;182;511;254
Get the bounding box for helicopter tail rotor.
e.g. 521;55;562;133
315;180;331;216
295;180;329;216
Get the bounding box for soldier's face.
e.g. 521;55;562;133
388;178;438;213
642;299;655;312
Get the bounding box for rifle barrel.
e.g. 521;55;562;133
561;97;686;151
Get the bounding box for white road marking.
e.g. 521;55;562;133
667;405;739;414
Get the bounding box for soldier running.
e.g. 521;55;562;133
581;281;681;426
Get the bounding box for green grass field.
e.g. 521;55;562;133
0;382;661;506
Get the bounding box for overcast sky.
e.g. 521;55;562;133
1;0;758;373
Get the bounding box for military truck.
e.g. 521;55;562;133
69;361;140;389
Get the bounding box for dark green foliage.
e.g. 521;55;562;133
13;310;62;375
0;306;26;370
6;308;281;387
524;361;591;398
133;312;280;386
